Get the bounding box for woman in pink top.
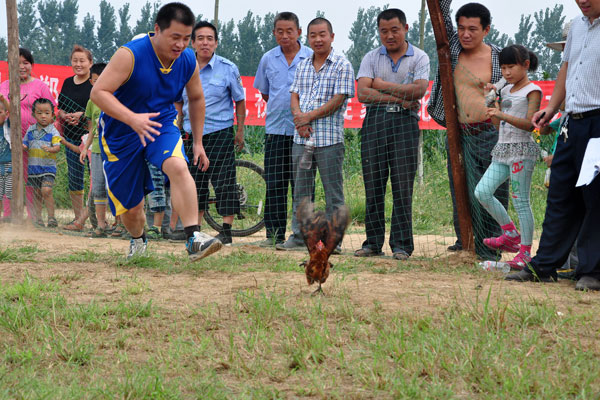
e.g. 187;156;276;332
0;48;56;218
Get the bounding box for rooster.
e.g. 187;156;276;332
297;198;350;295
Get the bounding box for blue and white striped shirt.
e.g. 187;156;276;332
290;48;355;147
563;15;600;113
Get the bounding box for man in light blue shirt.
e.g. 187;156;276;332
254;12;313;247
178;21;246;245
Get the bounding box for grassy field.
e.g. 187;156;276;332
0;230;599;399
3;127;593;398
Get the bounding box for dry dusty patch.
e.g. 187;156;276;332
0;224;591;319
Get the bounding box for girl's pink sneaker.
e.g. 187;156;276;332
507;248;532;270
483;233;520;253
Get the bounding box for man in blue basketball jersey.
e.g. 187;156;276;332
91;2;222;260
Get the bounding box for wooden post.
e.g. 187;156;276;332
417;0;426;185
6;0;24;223
426;0;474;251
213;0;219;30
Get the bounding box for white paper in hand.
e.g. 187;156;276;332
575;137;600;187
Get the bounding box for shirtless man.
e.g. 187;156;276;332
427;1;508;260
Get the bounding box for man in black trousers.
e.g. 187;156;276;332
506;0;600;290
354;8;430;260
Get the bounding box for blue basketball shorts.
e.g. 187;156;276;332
99;122;186;216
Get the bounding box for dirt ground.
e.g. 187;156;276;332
1;223;591;319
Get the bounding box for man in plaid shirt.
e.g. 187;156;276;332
427;1;508;260
276;17;355;251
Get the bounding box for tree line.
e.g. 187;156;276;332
0;1;566;79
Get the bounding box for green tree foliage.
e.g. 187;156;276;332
37;0;63;64
116;3;134;47
514;14;533;49
3;0;569;82
0;38;7;61
134;1;161;35
532;4;565;79
259;12;278;53
236;11;263;75
217;19;239;64
79;13;98;58
96;0;117;63
18;0;40;56
486;24;510;49
345;6;382;75
60;0;80;63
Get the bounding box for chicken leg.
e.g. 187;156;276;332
312;282;323;296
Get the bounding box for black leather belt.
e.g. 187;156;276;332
570;108;600;120
384;105;407;113
369;105;412;113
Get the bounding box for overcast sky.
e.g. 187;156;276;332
1;0;582;52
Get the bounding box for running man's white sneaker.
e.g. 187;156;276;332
127;238;148;259
186;231;222;261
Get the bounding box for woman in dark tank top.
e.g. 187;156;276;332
58;45;93;231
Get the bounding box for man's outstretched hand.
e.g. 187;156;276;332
130;112;162;146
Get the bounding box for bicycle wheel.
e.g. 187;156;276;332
205;159;266;237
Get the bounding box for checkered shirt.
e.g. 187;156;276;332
290;48;355;147
427;0;503;127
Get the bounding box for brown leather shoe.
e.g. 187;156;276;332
505;270;556;283
575;276;600;291
354;247;384;257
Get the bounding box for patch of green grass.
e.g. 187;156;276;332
0;245;43;263
0;271;598;398
47;249;108;263
49;272;83;284
0;272;58;302
122;278;149;296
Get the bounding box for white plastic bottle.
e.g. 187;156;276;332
479;260;511;273
299;138;315;170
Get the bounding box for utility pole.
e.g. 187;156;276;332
426;0;474;251
214;0;220;30
417;0;426;185
6;0;24;222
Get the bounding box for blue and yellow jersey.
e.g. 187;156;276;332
100;34;196;146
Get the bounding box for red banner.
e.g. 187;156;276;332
1;61;556;130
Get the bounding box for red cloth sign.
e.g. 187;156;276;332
1;60;556;130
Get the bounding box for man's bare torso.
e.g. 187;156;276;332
454;46;493;124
